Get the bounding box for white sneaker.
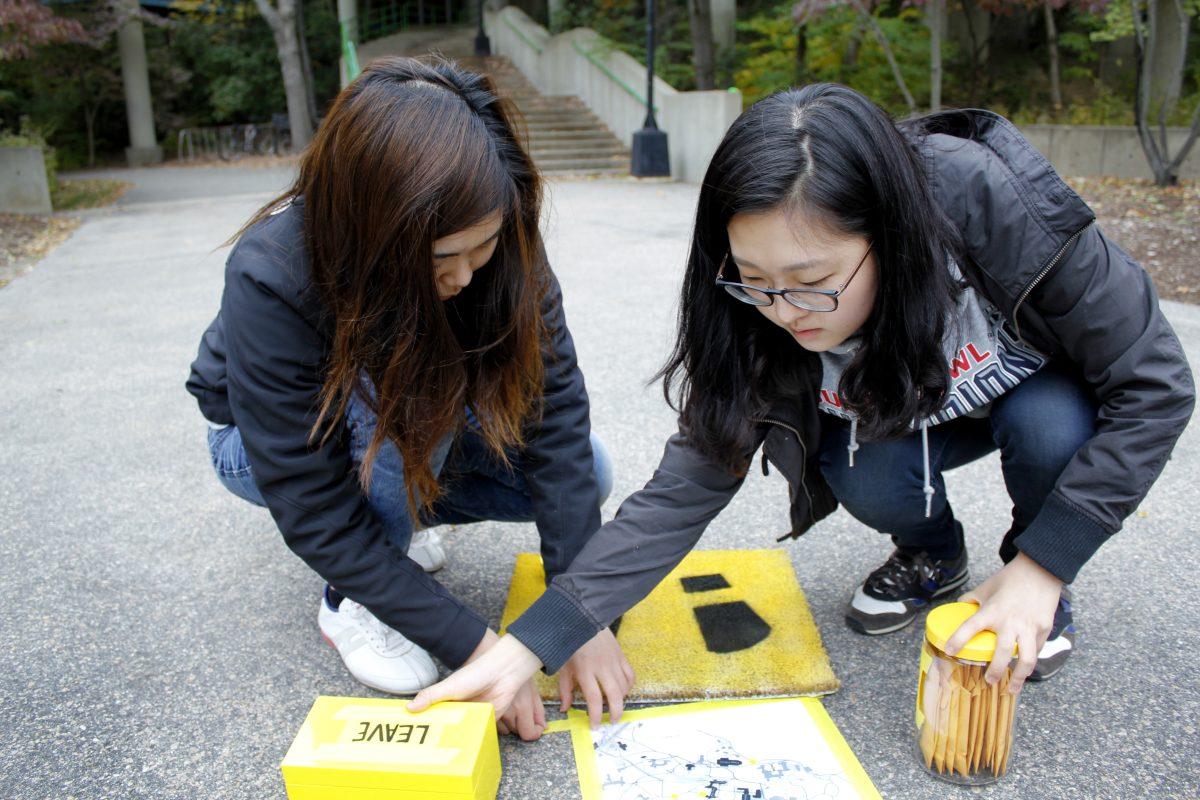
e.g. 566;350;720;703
408;528;447;573
318;594;439;694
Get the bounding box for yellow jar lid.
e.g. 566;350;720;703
925;602;1017;663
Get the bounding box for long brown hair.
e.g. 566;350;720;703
234;56;546;517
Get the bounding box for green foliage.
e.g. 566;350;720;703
50;178;130;211
556;0;712;90
734;2;935;114
0;0;340;167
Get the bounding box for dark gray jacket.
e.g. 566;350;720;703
507;110;1195;673
187;197;601;669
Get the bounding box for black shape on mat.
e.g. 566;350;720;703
680;574;731;593
692;601;771;653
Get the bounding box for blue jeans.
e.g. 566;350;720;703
818;364;1098;563
207;392;613;553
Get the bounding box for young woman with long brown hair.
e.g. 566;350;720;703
186;56;632;741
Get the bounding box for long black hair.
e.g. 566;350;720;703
658;83;963;473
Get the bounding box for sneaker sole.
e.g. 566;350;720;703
844;568;970;636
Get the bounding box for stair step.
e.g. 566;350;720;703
531;145;628;158
524;121;608;132
530;137;625;148
521;111;599;121
534;156;631;170
525;130;621;141
541;166;630;176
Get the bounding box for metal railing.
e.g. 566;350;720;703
359;0;471;42
175;120;292;162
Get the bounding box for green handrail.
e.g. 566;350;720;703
501;14;545;55
571;38;657;115
341;20;361;80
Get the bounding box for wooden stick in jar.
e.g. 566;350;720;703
954;682;971;776
971;668;987;773
933;664;952;773
945;673;961;774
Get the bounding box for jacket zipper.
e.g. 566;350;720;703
1010;222;1091;344
754;416;816;521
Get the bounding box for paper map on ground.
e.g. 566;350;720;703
559;698;880;800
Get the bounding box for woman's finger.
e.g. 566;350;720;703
581;677;604;729
943;612;987;658
558;670;575;714
496;717;511;736
987;630;1017;685
621;658;635;690
599;672;626;724
1010;630;1038;694
407;674;461;713
513;691;542;741
533;688;547;729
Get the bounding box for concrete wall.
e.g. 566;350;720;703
0;147;52;214
1019;124;1200;180
486;6;742;183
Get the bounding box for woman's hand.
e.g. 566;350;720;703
497;677;546;741
943;552;1063;694
556;628;635;728
407;633;544;739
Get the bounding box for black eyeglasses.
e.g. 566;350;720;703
715;244;873;312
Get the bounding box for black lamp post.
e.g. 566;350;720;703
631;0;669;177
474;0;491;56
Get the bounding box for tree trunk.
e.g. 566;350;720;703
295;0;319;127
1131;0;1199;186
848;0;916;114
1043;1;1062;115
687;0;717;90
843;18;865;73
253;0;314;150
961;0;991;104
796;23;808;84
927;0;944;110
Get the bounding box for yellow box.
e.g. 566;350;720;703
281;696;501;799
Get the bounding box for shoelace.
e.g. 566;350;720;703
865;550;944;599
342;600;410;655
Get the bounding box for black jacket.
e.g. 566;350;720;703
507;110;1196;673
187;197;601;668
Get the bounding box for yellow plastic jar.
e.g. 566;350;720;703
915;602;1019;785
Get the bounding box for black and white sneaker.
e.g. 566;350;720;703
845;548;970;635
1029;586;1076;682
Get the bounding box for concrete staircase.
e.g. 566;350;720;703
458;55;631;177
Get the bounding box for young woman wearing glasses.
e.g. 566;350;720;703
407;83;1193;726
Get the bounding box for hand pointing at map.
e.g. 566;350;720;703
408;629;633;734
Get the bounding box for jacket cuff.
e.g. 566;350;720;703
1013;492;1113;584
505;584;601;674
436;609;490;670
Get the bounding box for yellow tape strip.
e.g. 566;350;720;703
802;698;883;800
555;699;880;800
541;718;574;734
564;713;602;800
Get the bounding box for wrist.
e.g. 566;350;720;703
494;634;544;676
465;628;501;664
1012;552;1064;590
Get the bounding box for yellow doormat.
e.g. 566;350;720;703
499;549;839;704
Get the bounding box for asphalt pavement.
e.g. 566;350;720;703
2;166;1196;799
